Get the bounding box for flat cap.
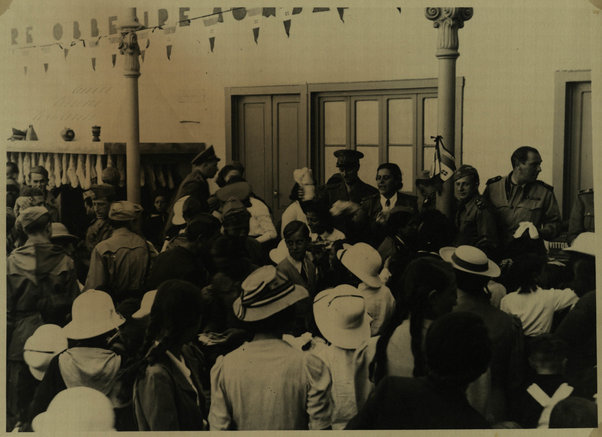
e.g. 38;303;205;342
17;206;49;230
334;149;363;168
108;201;142;221
192;145;220;166
216;181;252;202
90;184;116;201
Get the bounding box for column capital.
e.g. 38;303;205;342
425;7;473;56
119;8;143;77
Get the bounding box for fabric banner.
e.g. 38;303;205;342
430;136;456;181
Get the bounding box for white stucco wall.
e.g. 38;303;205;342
0;1;594;185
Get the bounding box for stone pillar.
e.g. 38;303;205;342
425;7;473;217
119;8;143;203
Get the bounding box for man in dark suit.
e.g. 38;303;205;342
316;149;379;243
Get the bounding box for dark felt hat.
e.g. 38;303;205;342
192;145;220;166
334;149;363;168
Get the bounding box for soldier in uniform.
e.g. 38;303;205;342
85;201;153;303
316;149;379;243
567;188;594;244
483;146;562;257
85;184;116;253
452;165;499;260
26;166;60;222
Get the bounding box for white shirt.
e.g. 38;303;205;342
500;287;579;337
280;201;308;237
247;197;278;243
357;282;396;336
380;193;398;212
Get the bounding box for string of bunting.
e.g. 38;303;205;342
14;7;402;74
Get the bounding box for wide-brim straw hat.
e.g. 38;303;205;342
564;232;596;256
337;242;383;288
439;245;500;278
269;239;289;264
23;324;67;381
233;265;309;322
313;284;371;350
62;290;125;340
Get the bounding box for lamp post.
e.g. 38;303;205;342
425;7;473;217
119;7;143;203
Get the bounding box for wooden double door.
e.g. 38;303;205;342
232;93;307;222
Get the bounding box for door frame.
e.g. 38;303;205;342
552;70;591;214
225;84;309;165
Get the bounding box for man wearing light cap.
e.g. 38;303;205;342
26;166;59;222
317;149;378;243
85;184;116;252
85;201;153;302
7;206;79;430
452;165;499;259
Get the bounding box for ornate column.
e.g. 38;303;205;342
119;8;143;203
425;7;473;217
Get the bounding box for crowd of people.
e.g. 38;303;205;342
5;144;597;431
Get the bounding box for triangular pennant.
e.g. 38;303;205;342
64;48;69;59
283;19;291;37
91;57;96;71
232;7;247;20
312;7;330;12
166;44;172;60
24;66;27;75
141;50;145;62
214;7;224;22
81;39;86;47
337;7;347;22
292;8;302;15
253;27;260;44
111;53;116;67
43;63;48;72
262;7;276;17
146;39;150;49
209;36;215;52
397;7;402;14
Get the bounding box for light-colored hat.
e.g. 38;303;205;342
269;239;289;264
313;285;371;350
32;387;115;432
62;290;125;340
132;290;158;319
50;222;77;242
439;245;501;278
293;168;314;185
564;232;596;256
108;201;142;221
172;195;190;225
337;242;383;288
16;206;49;231
23;324;67;381
216;181;252;202
233;265;309;322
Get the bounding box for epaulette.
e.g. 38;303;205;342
579;188;593;195
475;196;489;209
534;180;554;191
486;176;502;185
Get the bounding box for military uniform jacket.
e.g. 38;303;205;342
483;174;562;245
454;195;499;257
174;169;210;211
568;189;594;243
85;218;113;252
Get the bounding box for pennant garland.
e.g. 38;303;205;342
313;7;330;12
209;36;215;52
91;57;96;70
262;8;276;17
337;7;347;22
111;53;116;67
397;7;402;14
253;27;260;44
64;48;69;59
283;19;292;37
166;44;172;60
43;63;48;72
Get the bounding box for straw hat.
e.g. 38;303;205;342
62;290;125;340
337;242;383;288
32;387;115;432
132;289;158;319
23;324;67;381
269;239;289;264
439;245;500;278
233;265;309;322
313;285;371;350
564;232;596;256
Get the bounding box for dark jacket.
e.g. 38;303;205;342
134;347;207;431
453;195;500;259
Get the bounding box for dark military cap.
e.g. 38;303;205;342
453;164;480;184
90;184;116;201
191;145;220;166
334;149;363;168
